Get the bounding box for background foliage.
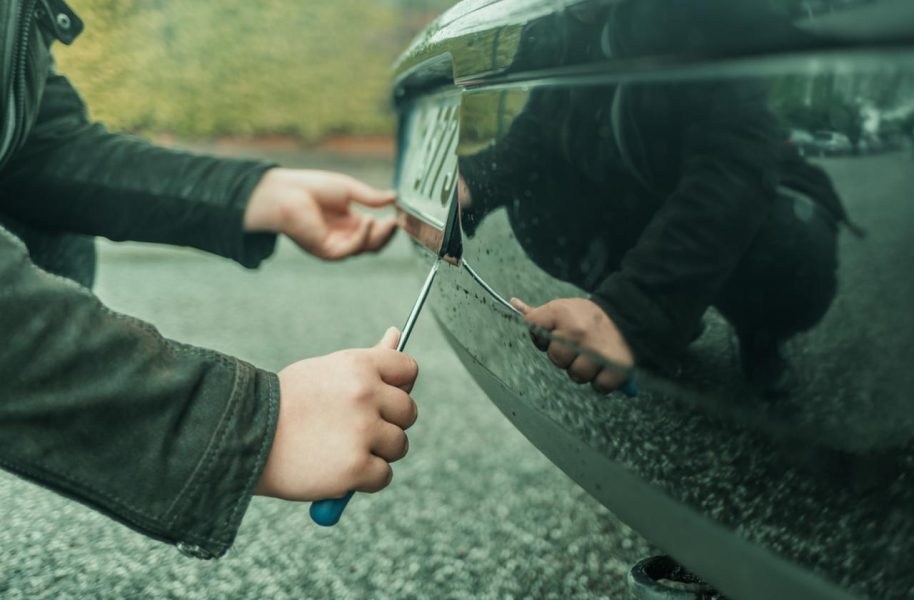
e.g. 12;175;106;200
56;0;454;141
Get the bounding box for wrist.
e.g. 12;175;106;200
243;168;286;233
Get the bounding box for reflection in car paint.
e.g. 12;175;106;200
393;0;914;597
461;259;522;317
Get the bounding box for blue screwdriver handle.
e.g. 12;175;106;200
309;491;354;527
308;259;441;527
622;378;638;398
310;381;633;526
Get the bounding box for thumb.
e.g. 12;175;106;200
510;297;533;316
375;326;401;350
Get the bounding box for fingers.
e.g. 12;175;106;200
512;297;631;394
375;327;401;350
568;354;601;383
593;368;626;394
370;422;410;462
529;329;550;351
512;297;560;332
353;456;394;493
520;301;569;360
365;216;398;252
538;332;625;390
546;339;578;369
370;349;419;392
520;302;560;332
376;386;419;429
323;216;372;260
321;214;395;259
344;176;396;208
510;297;533;315
512;297;550;349
516;300;577;367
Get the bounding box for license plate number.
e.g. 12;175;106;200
396;91;461;229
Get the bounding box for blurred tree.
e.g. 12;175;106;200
56;0;454;141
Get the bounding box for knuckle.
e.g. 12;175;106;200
405;398;419;428
353;349;374;368
592;371;620;395
567;367;590;384
344;374;377;404
381;465;394;489
401;433;410;458
567;324;587;340
346;452;372;479
388;431;409;461
345;381;373;407
352;412;375;437
354;382;377;404
393;352;418;379
547;345;573;366
363;463;393;494
341;349;369;372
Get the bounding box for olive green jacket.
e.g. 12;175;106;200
1;0;280;558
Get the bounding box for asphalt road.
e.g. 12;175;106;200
0;151;649;599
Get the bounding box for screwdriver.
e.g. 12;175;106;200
309;257;442;527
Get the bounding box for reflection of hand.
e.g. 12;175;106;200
456;174;472;209
255;328;419;501
244;168;397;260
510;297;634;393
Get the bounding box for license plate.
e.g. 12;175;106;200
396;91;461;231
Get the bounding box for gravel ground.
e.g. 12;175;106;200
0;151;650;599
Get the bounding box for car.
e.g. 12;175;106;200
392;1;914;598
812;130;854;155
788;128;818;156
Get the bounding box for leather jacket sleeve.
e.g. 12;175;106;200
592;82;781;370
0;225;279;558
0;72;276;268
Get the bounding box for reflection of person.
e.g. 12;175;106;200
461;1;853;396
0;5;417;558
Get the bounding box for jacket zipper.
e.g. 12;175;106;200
14;0;37;149
0;0;37;170
1;1;205;555
0;96;15;167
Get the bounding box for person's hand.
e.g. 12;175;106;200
510;297;634;393
244;168;398;260
255;327;419;501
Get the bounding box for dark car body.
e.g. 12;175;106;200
391;1;914;598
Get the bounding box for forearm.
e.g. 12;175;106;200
0;74;277;267
596;155;777;366
0;226;278;557
594;174;773;369
1;126;277;267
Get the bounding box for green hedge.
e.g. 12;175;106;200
57;1;429;141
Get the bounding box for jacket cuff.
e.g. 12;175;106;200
220;161;279;269
591;275;681;374
167;364;280;559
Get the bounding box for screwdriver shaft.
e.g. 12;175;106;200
397;258;441;352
